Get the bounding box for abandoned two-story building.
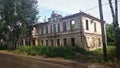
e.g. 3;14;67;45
32;11;104;50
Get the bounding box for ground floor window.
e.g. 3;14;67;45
33;40;35;45
41;40;43;45
22;40;24;45
92;37;95;47
63;38;67;46
71;38;75;46
26;41;31;46
87;37;90;48
46;40;48;46
98;38;101;47
57;39;60;46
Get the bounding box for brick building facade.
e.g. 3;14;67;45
32;11;104;50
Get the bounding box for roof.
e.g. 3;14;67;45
33;22;49;27
61;12;101;22
33;12;103;27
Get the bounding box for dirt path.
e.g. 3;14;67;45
0;51;111;68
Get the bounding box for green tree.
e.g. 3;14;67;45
106;23;114;43
0;0;38;47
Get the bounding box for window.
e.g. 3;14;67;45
33;40;35;45
71;38;75;46
94;23;97;32
57;39;60;46
46;26;48;34
70;20;75;30
46;40;48;46
87;37;90;47
41;40;43;45
41;27;44;34
63;22;67;31
50;25;52;33
86;20;89;30
63;38;67;46
92;37;95;47
53;24;56;33
58;23;60;32
98;38;101;47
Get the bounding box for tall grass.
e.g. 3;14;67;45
14;45;87;59
89;45;116;63
13;45;117;64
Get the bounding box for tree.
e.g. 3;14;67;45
106;23;114;43
0;0;38;47
109;0;120;60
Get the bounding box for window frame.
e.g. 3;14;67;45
46;26;48;34
86;20;89;30
57;23;60;32
63;22;67;31
70;20;76;30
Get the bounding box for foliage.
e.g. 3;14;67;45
106;23;120;43
11;45;120;65
0;0;38;45
106;23;114;42
14;46;87;59
0;45;8;50
89;45;116;63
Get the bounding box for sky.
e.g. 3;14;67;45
37;0;120;24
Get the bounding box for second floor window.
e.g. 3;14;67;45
58;23;60;32
86;20;89;30
50;25;52;33
46;26;48;34
41;27;44;34
63;22;67;31
70;20;75;30
94;23;97;32
53;24;56;33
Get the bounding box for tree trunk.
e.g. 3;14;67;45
115;0;120;60
109;0;120;60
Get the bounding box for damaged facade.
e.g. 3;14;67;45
32;11;104;50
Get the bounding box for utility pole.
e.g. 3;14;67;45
98;0;108;61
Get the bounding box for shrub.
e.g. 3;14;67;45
0;45;8;50
14;45;87;59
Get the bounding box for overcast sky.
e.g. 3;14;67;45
37;0;120;24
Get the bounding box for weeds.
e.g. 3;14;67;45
14;46;86;59
11;45;119;64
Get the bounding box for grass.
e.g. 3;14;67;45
13;45;88;59
88;45;119;66
1;44;119;65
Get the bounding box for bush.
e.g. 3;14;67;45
13;45;118;64
14;45;87;59
0;45;8;50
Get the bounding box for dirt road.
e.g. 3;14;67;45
0;52;111;68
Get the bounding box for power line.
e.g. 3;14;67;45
84;1;120;12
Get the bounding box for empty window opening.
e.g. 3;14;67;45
57;39;60;46
63;38;67;46
71;38;75;46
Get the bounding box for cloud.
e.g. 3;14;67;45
37;0;98;13
37;0;120;24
